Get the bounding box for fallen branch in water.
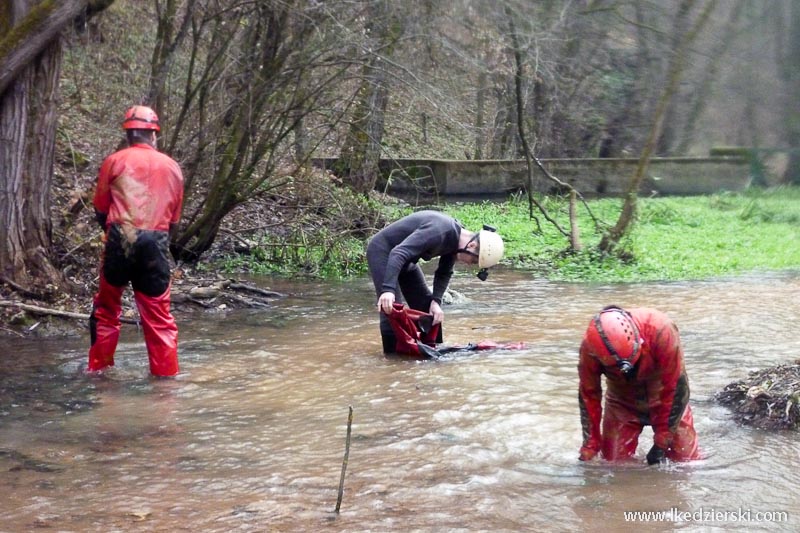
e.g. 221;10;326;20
1;279;286;328
0;300;139;324
228;283;284;298
224;293;271;309
172;279;285;310
335;405;354;514
0;324;25;337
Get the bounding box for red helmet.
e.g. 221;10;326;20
122;105;160;131
584;307;642;375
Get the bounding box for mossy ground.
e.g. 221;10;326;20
441;187;800;282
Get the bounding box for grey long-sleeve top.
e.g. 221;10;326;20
370;210;461;303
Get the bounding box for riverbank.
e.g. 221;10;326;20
214;185;800;282
2;186;799;338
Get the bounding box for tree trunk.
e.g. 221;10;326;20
293;112;308;163
338;0;404;195
600;0;717;254
148;0;194;115
339;62;391;194
474;70;486;160
0;0;87;95
0;0;93;294
655;0;692;156
491;79;517;159
630;2;657;155
676;0;745;155
506;5;571;241
569;190;582;252
780;0;800;184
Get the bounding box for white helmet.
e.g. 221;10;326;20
478;230;504;268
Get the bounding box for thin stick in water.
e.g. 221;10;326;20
334;405;353;514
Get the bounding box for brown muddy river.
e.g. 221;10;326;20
1;270;799;532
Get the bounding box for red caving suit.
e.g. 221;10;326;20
88;143;184;376
578;308;700;462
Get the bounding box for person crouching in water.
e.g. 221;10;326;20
578;306;700;464
366;210;504;354
87;105;184;377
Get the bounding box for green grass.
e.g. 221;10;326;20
443;187;800;282
214;186;800;282
215;232;368;278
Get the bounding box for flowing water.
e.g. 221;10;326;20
1;270;799;532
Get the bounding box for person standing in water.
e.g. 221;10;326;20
366;210;504;353
88;105;184;377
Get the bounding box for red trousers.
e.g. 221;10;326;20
88;271;179;376
601;403;700;462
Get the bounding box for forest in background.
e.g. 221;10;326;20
1;0;799;303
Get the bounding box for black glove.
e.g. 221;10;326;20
94;209;108;231
646;444;667;465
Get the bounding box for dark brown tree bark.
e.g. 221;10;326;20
0;0;113;294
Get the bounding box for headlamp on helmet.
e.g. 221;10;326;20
457;224;505;280
476;224;504;280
